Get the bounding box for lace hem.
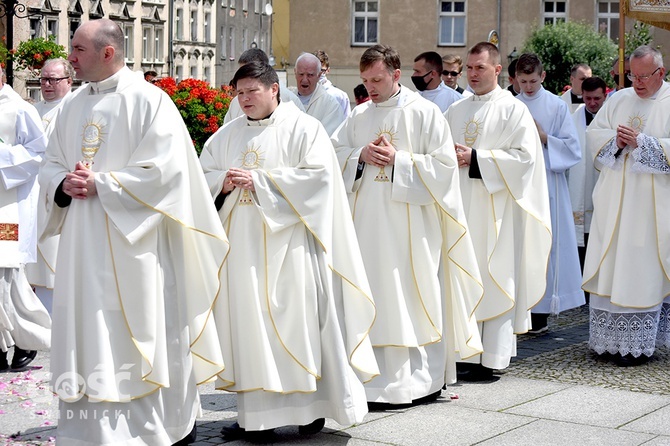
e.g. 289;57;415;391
596;138;624;171
589;303;670;357
631;133;670;174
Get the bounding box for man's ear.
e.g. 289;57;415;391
102;46;116;63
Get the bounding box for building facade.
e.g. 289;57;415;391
283;0;670;99
172;0;217;85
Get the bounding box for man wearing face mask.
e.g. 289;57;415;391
412;51;462;113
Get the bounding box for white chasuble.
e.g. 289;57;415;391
332;86;483;401
518;87;585;314
446;87;552;336
290;83;344;136
40;68;229;445
200;101;377;429
584;83;670;309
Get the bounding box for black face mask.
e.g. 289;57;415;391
411;72;432;91
613;74;633;89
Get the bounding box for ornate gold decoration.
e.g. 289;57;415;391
463;117;482;147
628;113;646;132
374;126;397;183
0;223;19;241
80;118;106;169
238;145;264;205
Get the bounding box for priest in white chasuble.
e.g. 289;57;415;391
39;20;229;445
331;44;483;406
199;61;378;440
445;42;552;381
584;45;670;367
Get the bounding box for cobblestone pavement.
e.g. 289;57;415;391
3;305;669;445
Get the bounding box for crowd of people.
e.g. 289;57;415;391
0;17;668;445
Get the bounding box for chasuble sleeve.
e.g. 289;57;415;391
0;107;46;190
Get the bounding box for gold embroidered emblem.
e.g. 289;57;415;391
0;223;19;241
238;145;264;205
463;117;482;147
374;126;397;182
628;113;646;132
81;118;106;169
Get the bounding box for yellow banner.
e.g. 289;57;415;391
623;0;670;31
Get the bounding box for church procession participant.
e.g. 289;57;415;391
25;58;75;315
568;76;608;277
0;66;51;373
560;63;593;113
200;61;378;440
291;53;345;135
315;49;352;117
584;45;670;367
516;53;585;334
332;44;483;406
445;42;552;381
442;54;468;95
223;47;305;124
412;51;463;113
40;19;229;445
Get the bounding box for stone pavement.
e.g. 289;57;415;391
3;306;670;445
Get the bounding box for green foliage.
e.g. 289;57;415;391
522;21;618;94
625;21;654;51
0;37;8;70
12;36;68;73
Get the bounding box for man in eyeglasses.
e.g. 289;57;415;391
25;58;75;316
412;51;462;113
0;65;51;373
584;45;670;367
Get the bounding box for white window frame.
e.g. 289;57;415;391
190;10;198;41
175;8;183;40
438;1;466;46
351;0;379;46
204;12;211;43
597;1;619;41
543;1;567;26
154;27;164;62
220;26;227;58
142;26;152;62
46;18;58;38
123;24;134;62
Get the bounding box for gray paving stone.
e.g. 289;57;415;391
620;403;670;435
477;419;655;446
505;385;669;428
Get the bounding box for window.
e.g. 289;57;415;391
204;12;211;42
229;26;236;59
176;64;183;82
543;1;567;26
190;65;197;79
190;10;198;41
142;27;151;61
46;18;58;38
204;65;211;84
597;1;620;41
69;18;80;42
30;18;42;38
243;0;248;11
242;28;248;51
352;1;378;45
254;0;260;13
154;27;163;62
124;24;134;61
439;1;466;45
220;26;227;57
176;8;183;39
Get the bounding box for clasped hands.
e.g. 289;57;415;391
222;167;255;194
616;124;639;149
455;143;472;167
63;161;97;199
360;135;396;168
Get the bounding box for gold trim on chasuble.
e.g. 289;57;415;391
628;112;646;132
238;145;264;205
81;117;106;168
374;125;397;182
0;223;19;241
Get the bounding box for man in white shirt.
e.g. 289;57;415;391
412;51;462;112
560;63;592;113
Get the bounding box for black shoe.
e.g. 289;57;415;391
0;350;8;372
615;353;651;367
458;364;498;382
221;422;274;442
529;313;549;334
411;390;441;406
298;418;325;435
10;348;37;371
172;423;197;445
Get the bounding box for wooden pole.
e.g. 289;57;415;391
619;1;626;90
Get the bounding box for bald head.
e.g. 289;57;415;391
69;19;125;81
294;53;321;96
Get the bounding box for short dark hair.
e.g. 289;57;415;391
354;83;369;100
508;58;518;77
231;61;281;103
239;48;269;65
570;63;591;76
360;44;401;74
467;42;501;65
581;76;607;94
414;51;443;74
516;53;543;75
